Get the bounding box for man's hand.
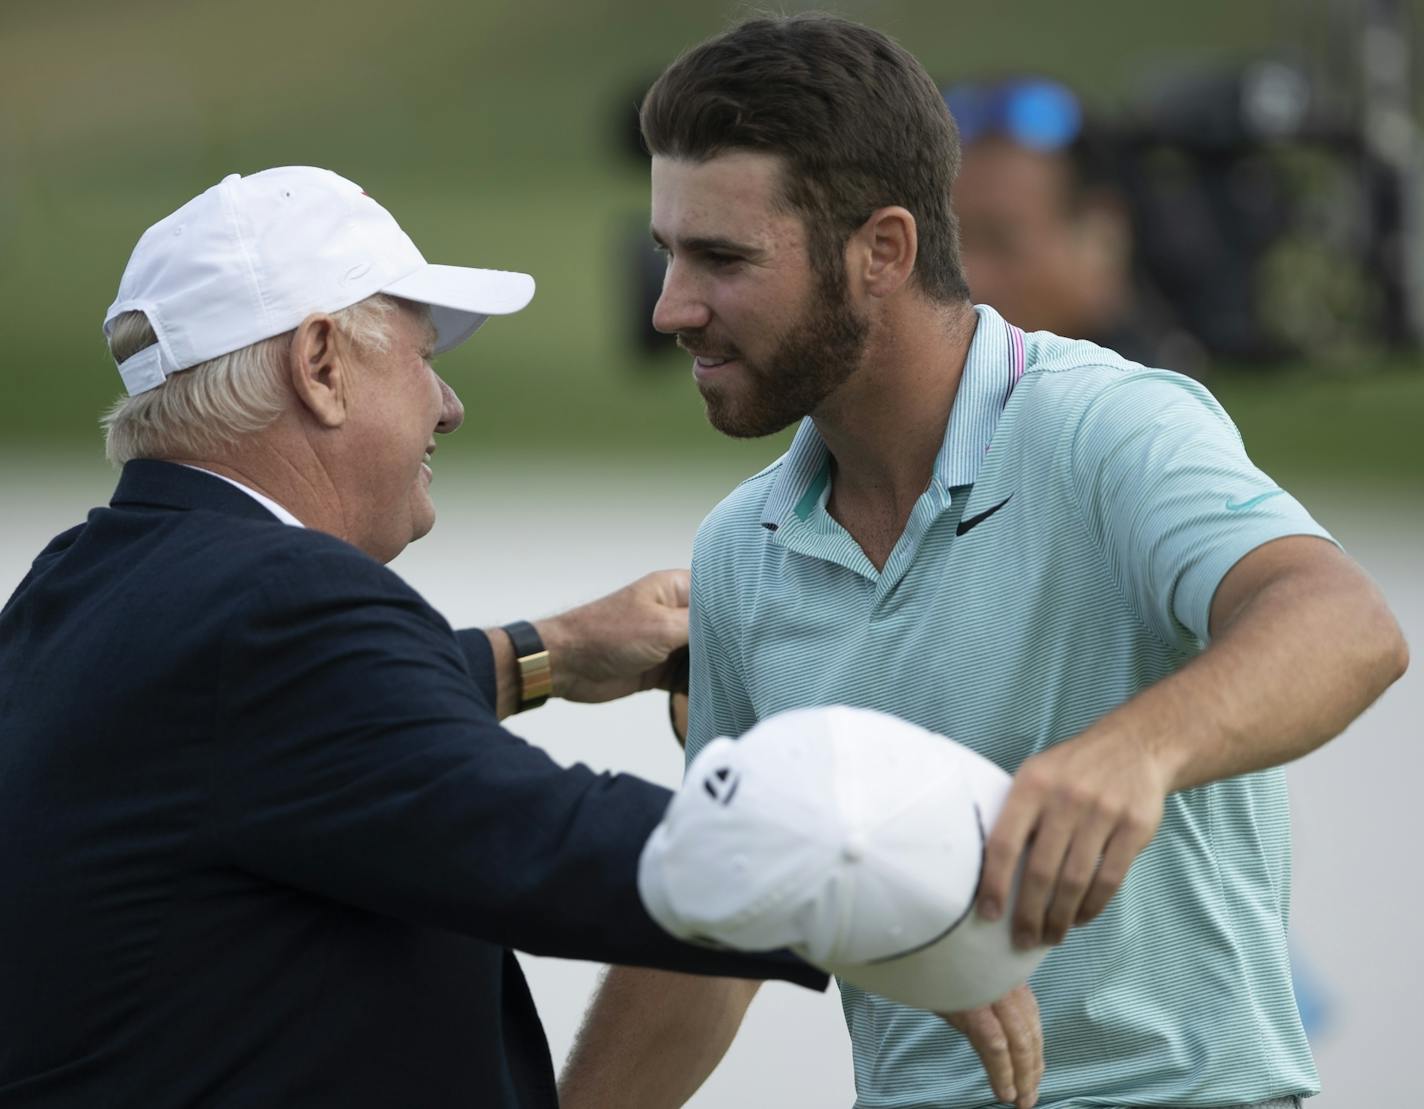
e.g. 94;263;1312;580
977;728;1168;949
535;570;691;704
939;984;1043;1108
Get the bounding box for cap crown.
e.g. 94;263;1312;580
642;706;990;958
638;705;1048;1011
104;167;426;392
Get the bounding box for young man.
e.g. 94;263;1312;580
559;15;1407;1109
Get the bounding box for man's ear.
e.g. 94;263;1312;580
850;206;918;300
287;314;348;429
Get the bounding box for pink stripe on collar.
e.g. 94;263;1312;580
1002;320;1027;410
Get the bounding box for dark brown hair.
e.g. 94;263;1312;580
641;13;970;303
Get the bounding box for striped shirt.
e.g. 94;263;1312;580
686;304;1327;1107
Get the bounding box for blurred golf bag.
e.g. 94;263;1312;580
620;0;1420;368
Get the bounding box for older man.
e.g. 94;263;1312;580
0;166;826;1109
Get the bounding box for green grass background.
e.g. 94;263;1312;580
2;0;1420;493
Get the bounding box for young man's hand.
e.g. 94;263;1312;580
939;983;1043;1108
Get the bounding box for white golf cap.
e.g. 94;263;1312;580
103;166;535;395
638;705;1047;1012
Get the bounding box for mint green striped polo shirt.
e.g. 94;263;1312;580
686;304;1329;1108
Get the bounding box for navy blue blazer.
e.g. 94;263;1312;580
0;461;823;1107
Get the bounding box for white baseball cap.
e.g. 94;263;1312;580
638;705;1047;1012
103;166;536;395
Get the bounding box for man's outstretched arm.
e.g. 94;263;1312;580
559;968;1045;1109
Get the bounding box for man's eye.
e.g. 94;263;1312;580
705;253;740;267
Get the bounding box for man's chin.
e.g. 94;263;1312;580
411;507;437;544
405;488;438;546
703;395;799;440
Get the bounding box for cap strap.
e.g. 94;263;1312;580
117;344;173;396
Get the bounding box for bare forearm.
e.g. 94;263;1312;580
559;967;760;1109
1103;545;1407;791
481;569;693;720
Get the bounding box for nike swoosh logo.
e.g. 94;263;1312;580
956;494;1014;536
1226;490;1285;512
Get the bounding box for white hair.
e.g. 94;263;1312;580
101;295;406;466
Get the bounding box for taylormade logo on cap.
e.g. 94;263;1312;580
638;705;1047;1012
103;167;535;395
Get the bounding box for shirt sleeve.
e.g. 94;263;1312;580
209;545;823;989
1068;370;1335;650
686;555;758;767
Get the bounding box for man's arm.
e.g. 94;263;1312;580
559;969;760;1109
560;969;1045;1109
978;535;1409;948
212;549;826;986
978;374;1409;948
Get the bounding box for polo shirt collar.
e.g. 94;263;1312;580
760;304;1026;530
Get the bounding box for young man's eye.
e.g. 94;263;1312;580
705;252;740;267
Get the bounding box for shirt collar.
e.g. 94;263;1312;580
181;465;305;527
760;304;1026;530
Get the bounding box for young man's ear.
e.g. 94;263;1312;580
287;314;348;428
851;206;919;299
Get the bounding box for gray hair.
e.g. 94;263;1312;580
101;294;404;466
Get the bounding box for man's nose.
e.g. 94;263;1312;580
652;260;712;335
436;376;464;434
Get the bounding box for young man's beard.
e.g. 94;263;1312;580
696;268;870;440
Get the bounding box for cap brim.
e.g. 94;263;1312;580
381;263;535;354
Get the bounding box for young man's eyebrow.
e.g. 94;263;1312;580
649;228;761;256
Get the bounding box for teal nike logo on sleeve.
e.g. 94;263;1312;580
1226;489;1285;511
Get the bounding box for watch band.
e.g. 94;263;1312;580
502;620;552;712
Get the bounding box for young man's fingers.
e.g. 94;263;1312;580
1074;825;1145;925
1041;813;1117;944
977;789;1041;923
992;986;1043;1107
939;1007;1016;1105
966;1009;1017;1105
1009;813;1077;948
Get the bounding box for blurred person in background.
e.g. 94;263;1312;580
0;166;831;1109
560;14;1407;1109
947;77;1207;377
